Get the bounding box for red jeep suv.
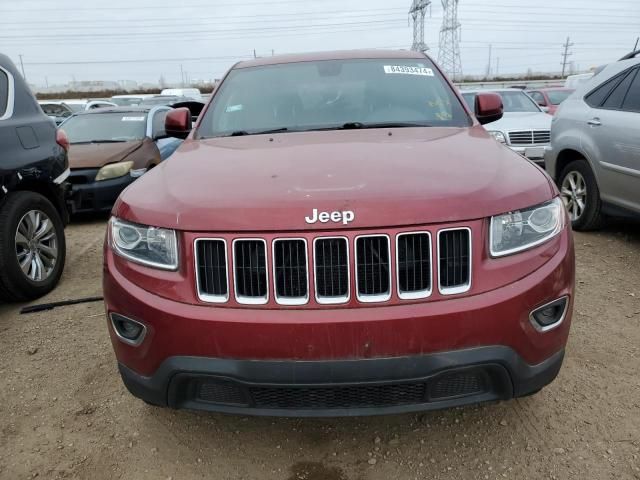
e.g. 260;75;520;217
103;50;574;416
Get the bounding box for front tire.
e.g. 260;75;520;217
558;159;605;231
0;192;66;302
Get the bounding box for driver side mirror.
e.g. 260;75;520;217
475;93;503;125
165;108;193;139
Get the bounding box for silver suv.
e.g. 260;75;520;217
546;52;640;230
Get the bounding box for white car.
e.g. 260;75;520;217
461;89;552;166
110;94;153;106
160;88;203;102
45;99;117;113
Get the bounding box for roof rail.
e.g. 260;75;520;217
619;50;640;61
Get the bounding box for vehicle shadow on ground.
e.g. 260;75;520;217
139;394;546;464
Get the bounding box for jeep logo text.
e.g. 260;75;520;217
305;209;355;225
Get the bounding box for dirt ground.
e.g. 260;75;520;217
1;217;639;480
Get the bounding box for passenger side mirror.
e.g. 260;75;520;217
165;108;193;139
475;93;503;125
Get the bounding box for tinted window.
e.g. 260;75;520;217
602;70;636;110
62;112;148;143
585;71;628;107
198;58;470;137
622;68;640;112
40;103;72;117
0;69;8;117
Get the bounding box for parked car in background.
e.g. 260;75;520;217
160;88;203;102
139;95;192;106
61;106;180;214
461;89;552;165
546;51;640;230
47;99;117;113
111;94;153;107
38;101;74;125
0;53;69;301
104;50;574;416
527;88;575;115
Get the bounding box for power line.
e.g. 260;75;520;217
437;0;463;81
409;0;431;53
561;36;574;77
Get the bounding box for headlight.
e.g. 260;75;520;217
96;161;134;181
488;131;507;144
490;197;564;257
110;217;178;270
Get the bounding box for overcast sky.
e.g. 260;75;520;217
1;0;639;87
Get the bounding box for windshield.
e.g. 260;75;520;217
40;103;72;117
197;58;470;137
547;90;573;105
111;97;144;106
462;91;541;113
62;112;148;143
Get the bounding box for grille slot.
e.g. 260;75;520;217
233;239;268;303
314;237;349;303
273;239;308;304
397;232;432;299
508;130;551;145
250;383;427;409
355;235;391;302
195;239;229;302
533;130;550;144
438;228;471;294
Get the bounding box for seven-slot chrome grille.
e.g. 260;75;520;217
508;130;551;145
195;228;472;305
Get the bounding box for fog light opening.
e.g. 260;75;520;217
110;313;147;346
529;297;568;332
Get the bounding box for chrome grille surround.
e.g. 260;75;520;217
272;238;309;306
354;234;392;303
437;227;472;295
194;227;474;305
313;236;350;305
396;231;432;300
508;130;551;145
232;238;269;305
194;238;229;303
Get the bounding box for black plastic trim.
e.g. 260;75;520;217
117;346;565;417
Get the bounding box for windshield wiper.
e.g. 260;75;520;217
71;139;128;144
226;127;289;137
340;122;431;129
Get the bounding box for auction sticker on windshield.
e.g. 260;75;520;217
384;65;434;76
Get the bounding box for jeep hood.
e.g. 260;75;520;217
68;140;143;169
115;126;555;231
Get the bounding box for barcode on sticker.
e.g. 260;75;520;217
384;65;434;76
121;116;145;122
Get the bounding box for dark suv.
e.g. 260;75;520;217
0;53;69;301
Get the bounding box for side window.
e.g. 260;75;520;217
601;69;636;110
152;110;168;137
529;91;545;105
622;68;640;112
585;73;626;108
0;69;9;118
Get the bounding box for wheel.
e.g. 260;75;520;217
558;159;605;231
0;191;66;302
